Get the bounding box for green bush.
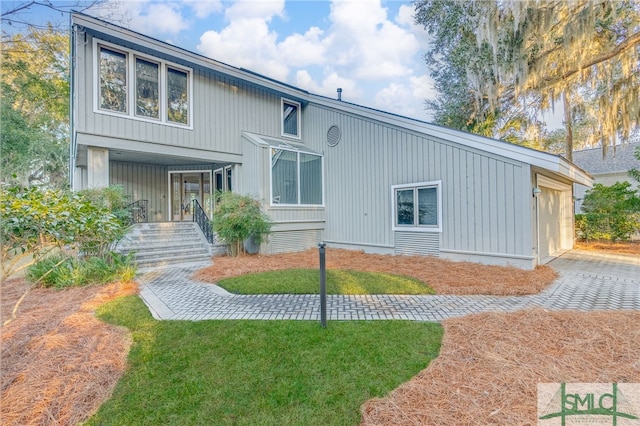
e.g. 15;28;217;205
26;252;136;289
577;182;640;242
212;192;271;256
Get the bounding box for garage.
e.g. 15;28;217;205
536;174;574;262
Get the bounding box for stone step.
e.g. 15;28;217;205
118;222;218;268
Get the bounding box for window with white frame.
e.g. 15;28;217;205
135;57;159;119
271;144;322;206
96;42;192;127
281;99;301;138
392;181;442;232
99;47;128;113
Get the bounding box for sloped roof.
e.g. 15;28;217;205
573;143;640;175
71;12;592;187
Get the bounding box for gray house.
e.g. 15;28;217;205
573;142;640;213
70;13;592;270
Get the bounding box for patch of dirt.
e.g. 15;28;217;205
361;309;640;425
575;240;640;255
195;249;558;295
1;278;138;426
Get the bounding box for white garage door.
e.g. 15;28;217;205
538;187;562;259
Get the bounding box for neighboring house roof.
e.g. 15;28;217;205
71;12;592;187
573;143;640;176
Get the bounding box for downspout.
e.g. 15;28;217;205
69;16;76;190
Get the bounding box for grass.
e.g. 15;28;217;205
91;296;443;426
217;268;436;295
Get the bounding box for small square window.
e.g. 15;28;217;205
282;99;301;138
392;181;442;232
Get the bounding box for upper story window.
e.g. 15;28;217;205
167;67;189;124
392;181;442;232
135;57;159;119
281;99;301;138
99;47;128;113
95;41;192;128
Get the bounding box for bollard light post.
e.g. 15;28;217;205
318;242;327;328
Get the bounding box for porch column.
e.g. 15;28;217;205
87;147;110;188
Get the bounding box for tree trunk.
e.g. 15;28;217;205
562;89;574;162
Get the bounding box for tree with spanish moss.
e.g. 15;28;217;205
415;0;640;161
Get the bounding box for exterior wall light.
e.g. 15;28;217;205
532;187;542;197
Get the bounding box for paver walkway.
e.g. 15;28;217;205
138;250;640;322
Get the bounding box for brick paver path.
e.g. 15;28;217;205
138;250;640;321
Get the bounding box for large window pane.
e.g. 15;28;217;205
167;67;188;124
99;47;127;112
418;187;438;226
283;101;299;136
396;189;415;225
135;58;159;118
272;149;298;204
300;153;322;205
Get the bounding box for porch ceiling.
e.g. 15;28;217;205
110;149;214;166
77;145;215;166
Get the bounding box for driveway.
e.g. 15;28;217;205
138;250;640;321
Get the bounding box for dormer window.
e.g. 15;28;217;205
282;99;301;138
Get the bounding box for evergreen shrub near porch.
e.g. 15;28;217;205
212;192;271;256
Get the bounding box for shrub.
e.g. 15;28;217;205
26;252;136;289
212;192;271;256
577;182;640;241
2;185;130;279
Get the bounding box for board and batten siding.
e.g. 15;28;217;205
110;162;168;222
302;104;533;264
75;32;286;156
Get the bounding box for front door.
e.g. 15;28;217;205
170;172;211;221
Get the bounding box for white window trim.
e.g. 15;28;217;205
281;98;301;139
93;39;193;130
391;180;442;233
270;146;324;208
134;55;161;121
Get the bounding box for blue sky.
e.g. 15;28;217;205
3;0;569;127
84;0;438;121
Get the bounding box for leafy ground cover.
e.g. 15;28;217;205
217;268;435;295
88;296;443;426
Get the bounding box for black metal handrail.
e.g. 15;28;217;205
193;199;214;244
126;199;148;224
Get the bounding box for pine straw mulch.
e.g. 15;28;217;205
361;309;640;425
2;248;637;425
1;278;138;426
575;240;640;255
195;248;558;295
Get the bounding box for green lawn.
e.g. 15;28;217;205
217;269;436;295
91;296;443;426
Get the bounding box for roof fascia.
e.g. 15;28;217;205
309;94;593;186
71;13;309;103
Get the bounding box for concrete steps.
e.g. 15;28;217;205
116;222;224;270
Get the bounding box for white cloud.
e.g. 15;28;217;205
294;70;359;100
194;0;433;120
324;0;419;80
185;0;223;18
224;0;285;21
279;27;326;67
198;18;290;80
110;1;189;36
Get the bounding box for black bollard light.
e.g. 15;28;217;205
318;242;327;328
